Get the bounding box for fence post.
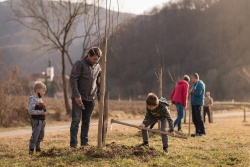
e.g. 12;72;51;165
243;106;247;122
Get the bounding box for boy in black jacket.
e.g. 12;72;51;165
138;93;175;154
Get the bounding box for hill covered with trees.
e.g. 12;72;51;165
107;0;250;101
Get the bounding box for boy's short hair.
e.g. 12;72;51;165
183;75;190;82
33;81;46;93
88;47;102;57
146;93;158;106
191;73;199;80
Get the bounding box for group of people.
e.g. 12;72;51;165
171;74;213;134
27;47;213;155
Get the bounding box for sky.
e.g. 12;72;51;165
0;0;173;15
104;0;173;15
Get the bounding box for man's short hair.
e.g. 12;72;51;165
33;81;46;93
191;73;199;80
146;93;158;106
88;47;102;57
183;75;190;82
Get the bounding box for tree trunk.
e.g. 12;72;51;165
61;51;71;115
97;37;108;149
158;67;162;130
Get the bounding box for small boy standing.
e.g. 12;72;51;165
28;81;47;154
138;93;175;154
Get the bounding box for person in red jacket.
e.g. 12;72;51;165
171;75;190;131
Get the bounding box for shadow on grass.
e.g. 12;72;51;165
0;154;15;159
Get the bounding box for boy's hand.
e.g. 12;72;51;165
168;130;175;136
40;110;46;115
138;124;145;130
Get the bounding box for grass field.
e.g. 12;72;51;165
0;116;249;167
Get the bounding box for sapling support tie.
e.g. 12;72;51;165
111;119;187;139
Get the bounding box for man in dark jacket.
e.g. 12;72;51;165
189;73;206;137
70;47;102;148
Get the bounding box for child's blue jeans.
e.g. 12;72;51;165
174;103;184;131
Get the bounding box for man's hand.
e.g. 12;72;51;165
189;89;194;94
75;97;83;107
40;110;46;115
138;124;145;130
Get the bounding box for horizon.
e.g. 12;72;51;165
0;0;174;15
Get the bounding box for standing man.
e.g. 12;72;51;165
204;92;213;123
189;73;206;137
70;47;102;148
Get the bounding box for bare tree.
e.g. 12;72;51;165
239;67;250;83
9;0;108;114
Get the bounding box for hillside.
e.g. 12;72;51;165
1;0;250;101
0;0;134;75
107;0;250;100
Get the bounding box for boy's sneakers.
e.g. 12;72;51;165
137;141;149;147
163;147;169;154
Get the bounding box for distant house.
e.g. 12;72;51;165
29;72;46;90
28;59;69;98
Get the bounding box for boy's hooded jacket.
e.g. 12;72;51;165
143;100;174;132
171;80;189;107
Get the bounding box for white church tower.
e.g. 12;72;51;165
46;59;54;82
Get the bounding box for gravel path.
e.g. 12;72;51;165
0;112;246;138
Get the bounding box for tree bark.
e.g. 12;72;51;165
61;51;71;115
98;37;107;149
158;67;162;130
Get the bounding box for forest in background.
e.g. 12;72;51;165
1;0;250;101
107;0;250;101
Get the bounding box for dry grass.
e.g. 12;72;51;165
1;95;250;128
0;117;249;166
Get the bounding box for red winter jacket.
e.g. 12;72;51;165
171;80;189;107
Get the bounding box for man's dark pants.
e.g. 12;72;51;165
203;107;211;123
192;105;206;134
70;98;95;147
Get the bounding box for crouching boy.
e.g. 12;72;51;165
138;93;175;154
28;81;47;154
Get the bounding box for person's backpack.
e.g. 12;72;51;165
159;97;170;107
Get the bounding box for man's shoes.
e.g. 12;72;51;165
163;147;169;154
191;133;207;137
70;145;77;150
191;133;200;137
29;149;34;155
36;149;41;153
137;141;149;147
81;143;90;147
